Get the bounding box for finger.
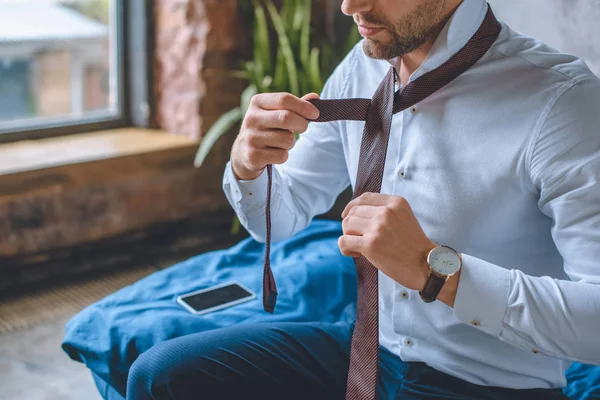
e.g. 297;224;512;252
346;205;379;219
342;193;395;218
256;109;310;133
246;147;289;168
254;93;320;120
302;93;321;122
341;215;369;236
248;129;296;150
338;235;365;258
302;92;320;101
344;250;361;258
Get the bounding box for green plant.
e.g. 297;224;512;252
194;0;361;234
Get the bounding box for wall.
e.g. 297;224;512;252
488;0;600;77
154;0;250;140
0;130;236;291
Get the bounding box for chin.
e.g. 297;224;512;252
362;39;395;60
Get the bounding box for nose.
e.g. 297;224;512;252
341;0;372;16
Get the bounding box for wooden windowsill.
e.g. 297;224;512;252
0;128;198;176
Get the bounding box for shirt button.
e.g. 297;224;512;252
400;291;409;299
531;348;539;354
410;105;418;114
398;169;406;178
404;338;414;347
471;319;481;327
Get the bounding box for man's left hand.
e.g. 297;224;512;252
340;192;460;306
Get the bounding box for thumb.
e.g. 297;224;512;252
301;92;320;101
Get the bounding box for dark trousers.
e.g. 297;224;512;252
126;321;567;400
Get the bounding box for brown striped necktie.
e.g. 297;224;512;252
261;6;501;399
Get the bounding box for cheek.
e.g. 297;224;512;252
380;0;414;20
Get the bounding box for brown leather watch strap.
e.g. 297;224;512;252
419;272;448;303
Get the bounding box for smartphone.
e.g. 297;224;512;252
176;281;256;315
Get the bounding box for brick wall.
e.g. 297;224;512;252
154;0;250;141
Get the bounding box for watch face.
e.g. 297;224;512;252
428;246;461;276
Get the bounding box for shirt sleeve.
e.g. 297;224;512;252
222;46;358;243
453;77;600;365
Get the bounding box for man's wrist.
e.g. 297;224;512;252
418;241;438;288
437;270;460;308
232;159;264;181
419;246;461;308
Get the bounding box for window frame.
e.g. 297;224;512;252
0;0;155;145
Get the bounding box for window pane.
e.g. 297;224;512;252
0;0;118;131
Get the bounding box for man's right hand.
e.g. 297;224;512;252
230;92;321;181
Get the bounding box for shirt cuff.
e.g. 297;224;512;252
453;253;511;338
224;161;269;206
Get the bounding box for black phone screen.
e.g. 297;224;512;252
179;283;254;312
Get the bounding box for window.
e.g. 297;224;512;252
0;0;153;143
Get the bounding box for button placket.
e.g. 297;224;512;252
396;102;418;180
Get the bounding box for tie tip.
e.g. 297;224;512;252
264;291;277;313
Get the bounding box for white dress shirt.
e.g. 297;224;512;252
222;0;600;389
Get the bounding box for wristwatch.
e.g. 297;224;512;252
419;245;462;303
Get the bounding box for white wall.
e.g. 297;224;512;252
488;0;600;77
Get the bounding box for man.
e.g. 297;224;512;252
127;0;600;399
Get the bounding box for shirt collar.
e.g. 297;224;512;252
388;0;489;83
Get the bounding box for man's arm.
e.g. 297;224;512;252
452;77;600;365
223;47;358;243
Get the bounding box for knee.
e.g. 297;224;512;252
126;338;219;400
127;344;171;400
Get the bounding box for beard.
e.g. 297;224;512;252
360;2;449;60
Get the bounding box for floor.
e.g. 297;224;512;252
0;223;243;400
0;264;181;400
0;314;101;400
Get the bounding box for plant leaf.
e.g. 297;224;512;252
228;69;250;80
308;47;324;93
245;61;267;93
231;215;242;235
194;107;243;168
265;0;299;96
252;0;272;78
273;46;288;92
299;0;311;70
292;0;305;36
241;84;258;114
244;61;257;88
284;0;300;50
282;0;295;32
298;70;308;97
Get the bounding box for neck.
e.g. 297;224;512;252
393;45;434;86
392;3;462;86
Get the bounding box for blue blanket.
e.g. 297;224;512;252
62;219;599;399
